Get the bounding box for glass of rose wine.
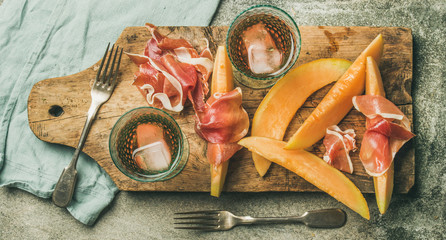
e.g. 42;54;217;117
227;5;301;89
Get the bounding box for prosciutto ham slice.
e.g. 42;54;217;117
323;125;357;174
196;88;249;166
126;23;213;112
353;95;415;176
199;89;249;166
195;88;249;144
130;60;182;110
207;142;242;166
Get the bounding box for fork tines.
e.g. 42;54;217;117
174;210;220;230
95;42;123;88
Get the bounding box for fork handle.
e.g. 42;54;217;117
238;208;346;228
52;102;101;207
74;101;102;155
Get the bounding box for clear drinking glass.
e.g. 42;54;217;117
226;5;301;89
109;107;189;182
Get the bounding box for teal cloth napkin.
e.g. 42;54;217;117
0;0;220;225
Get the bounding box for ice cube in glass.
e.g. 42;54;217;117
132;141;172;172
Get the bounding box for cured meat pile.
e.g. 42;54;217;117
322;96;414;176
353;95;415;176
126;23;213;112
127;24;249;168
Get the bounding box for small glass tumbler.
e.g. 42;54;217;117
226;5;301;89
109;107;189;182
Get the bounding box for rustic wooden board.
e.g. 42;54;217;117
28;26;414;192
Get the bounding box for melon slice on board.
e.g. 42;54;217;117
285;34;384;150
251;58;352;176
239;136;370;220
365;56;392;214
209;45;234;197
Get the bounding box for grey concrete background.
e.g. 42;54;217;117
1;0;445;239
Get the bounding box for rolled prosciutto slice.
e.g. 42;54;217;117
353;95;415;176
126;23;213;112
207;142;242;166
323;125;357;174
195;87;249;144
197;88;249;167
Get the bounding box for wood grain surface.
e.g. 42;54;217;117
27;26;414;192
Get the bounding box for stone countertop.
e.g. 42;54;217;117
1;0;445;239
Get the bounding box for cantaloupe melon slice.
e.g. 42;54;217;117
365;56;393;214
285;34;384;150
239;136;370;220
365;56;386;97
251;58;352;177
374;162;394;214
210;45;233;197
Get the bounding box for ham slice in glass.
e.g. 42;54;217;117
242;22;283;74
323;125;357;174
353;95;415;176
132;124;172;172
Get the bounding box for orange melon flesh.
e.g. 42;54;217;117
210;161;229;197
210;45;233;197
365;56;386;97
211;45;234;94
251;58;352;177
285;34;384;150
374;162;394;214
239;136;370;220
365;56;393;214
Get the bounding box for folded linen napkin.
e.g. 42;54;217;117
0;0;220;225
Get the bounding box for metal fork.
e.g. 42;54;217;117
52;43;122;208
174;209;346;231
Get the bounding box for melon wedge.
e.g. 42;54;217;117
210;45;233;197
365;56;393;214
211;46;234;95
210;162;229;197
252;58;352;177
239;136;370;220
365;56;386;97
374;162;394;214
285;34;384;150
